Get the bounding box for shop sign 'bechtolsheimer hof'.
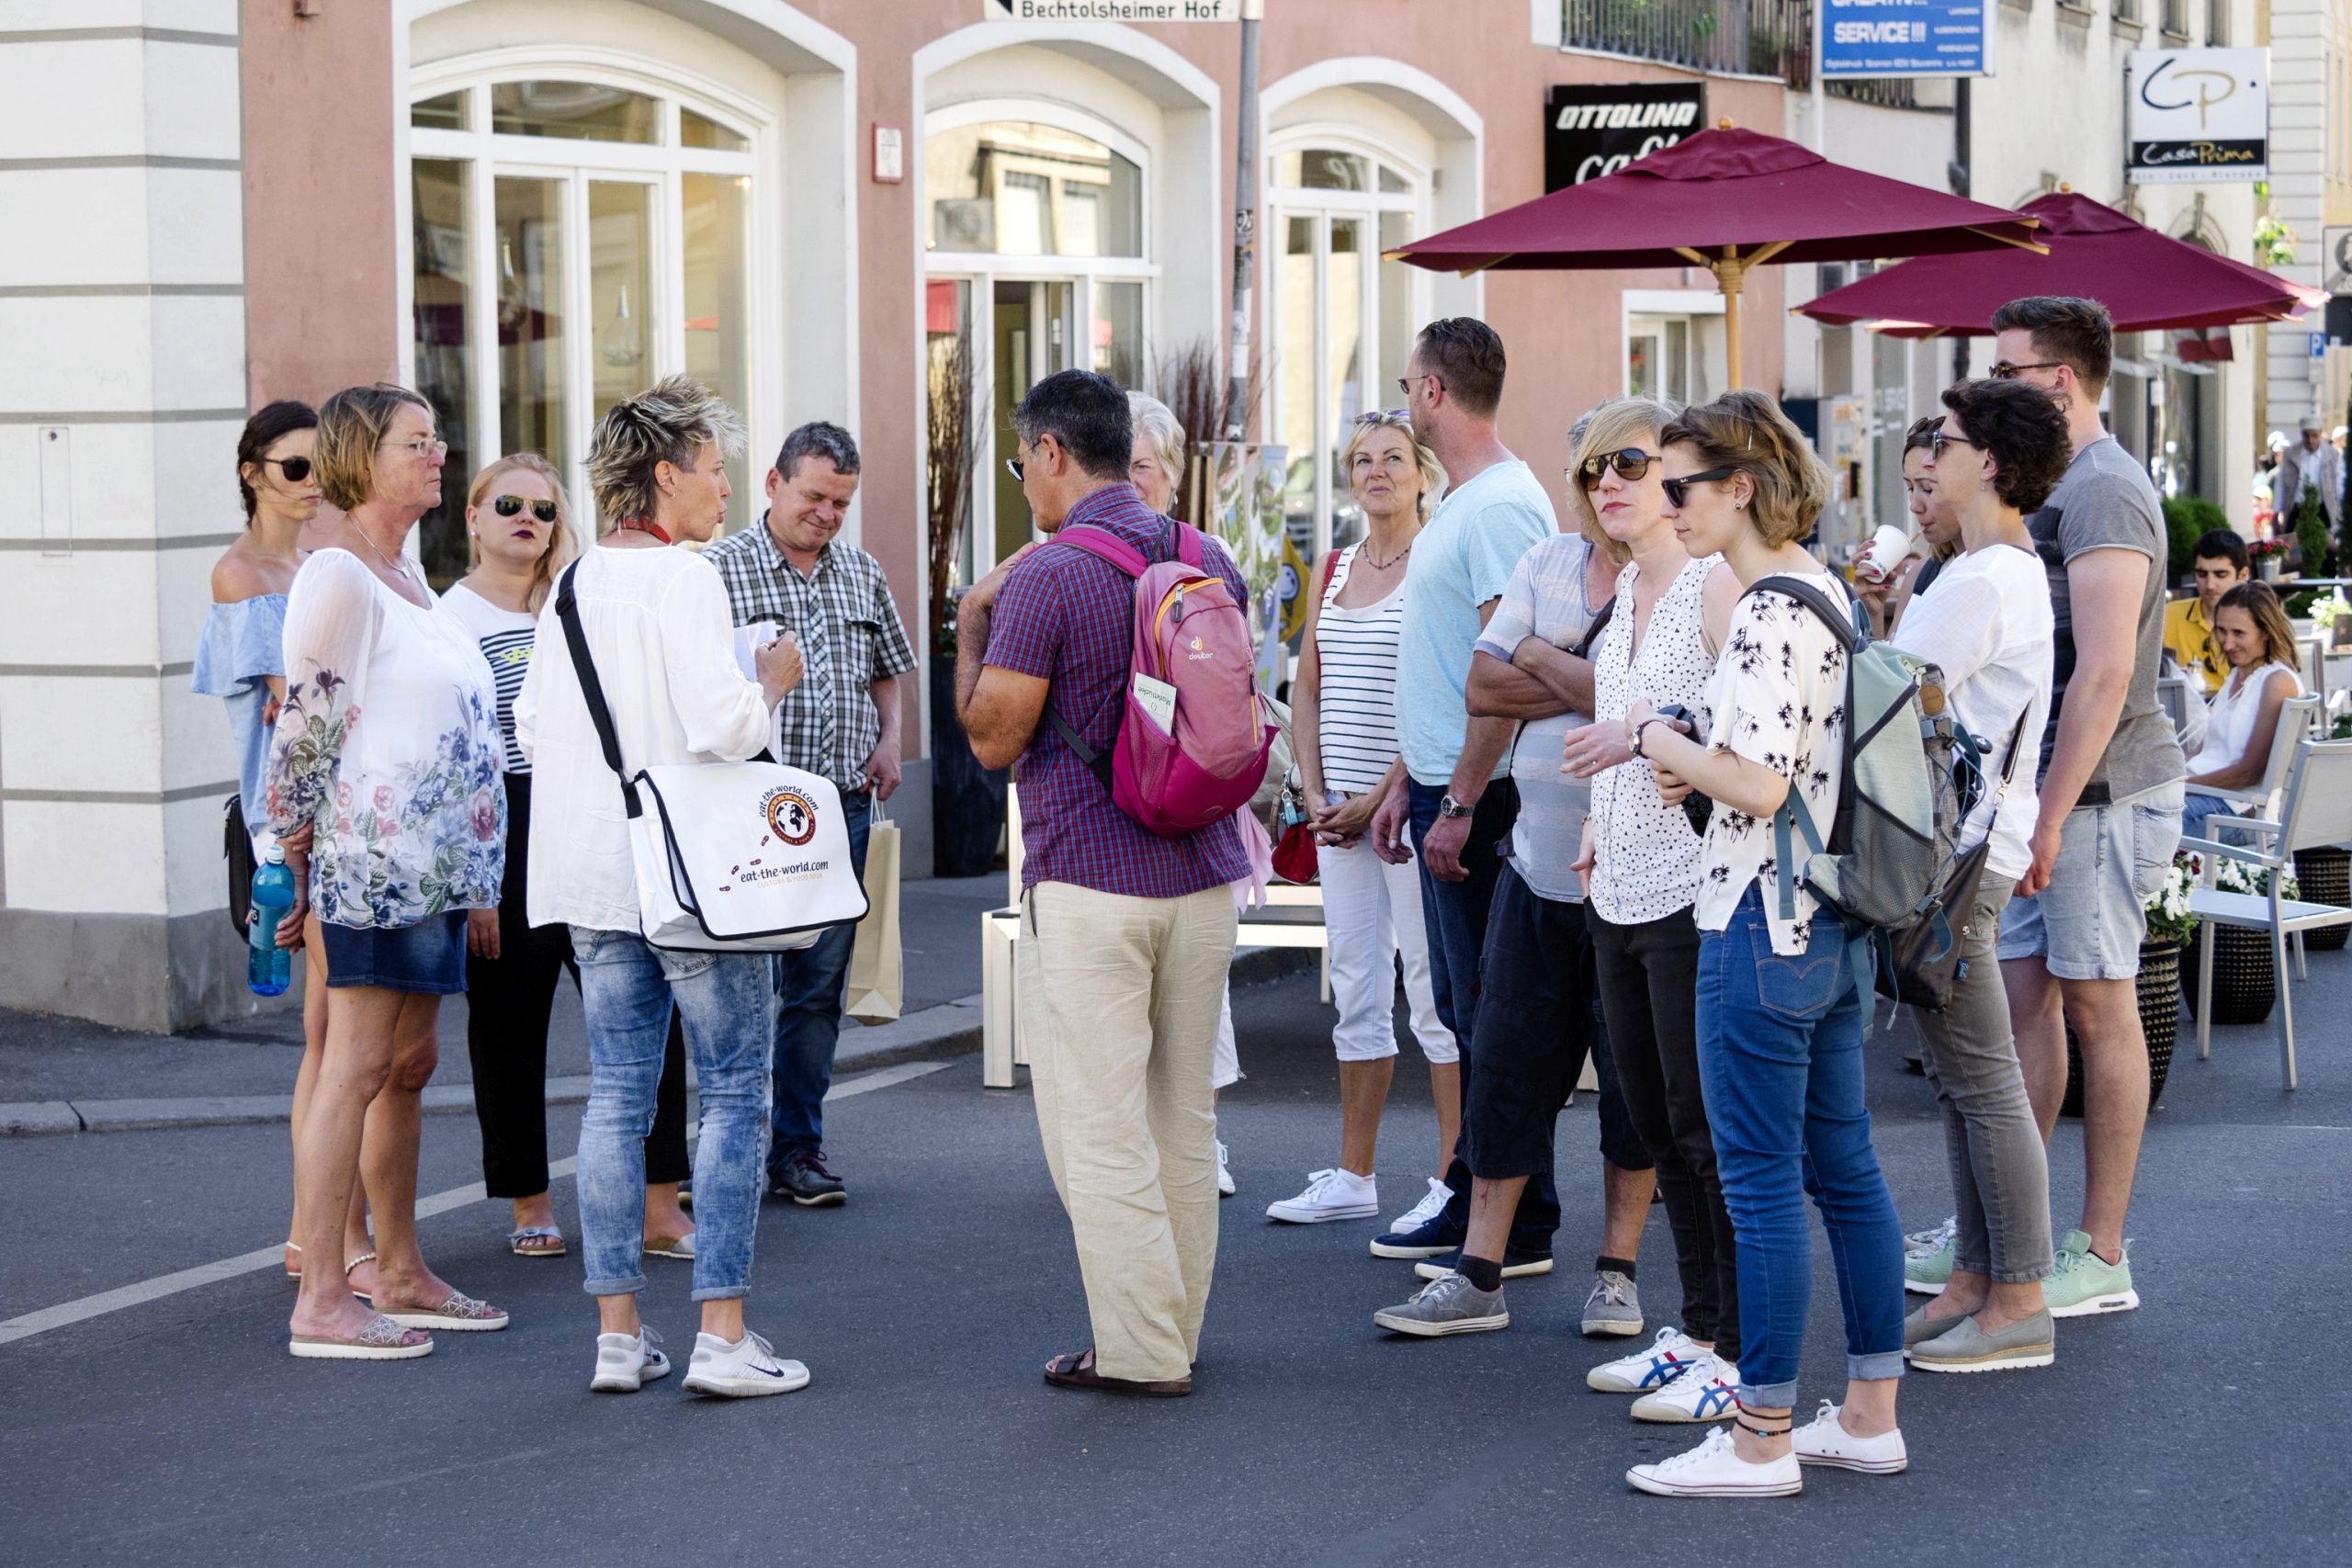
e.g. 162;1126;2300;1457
2127;48;2268;184
984;0;1244;17
1544;84;1706;192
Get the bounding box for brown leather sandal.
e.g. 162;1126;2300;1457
1043;1348;1191;1398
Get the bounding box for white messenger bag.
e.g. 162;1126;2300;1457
555;562;869;953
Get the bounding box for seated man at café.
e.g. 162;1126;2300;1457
2161;529;2245;698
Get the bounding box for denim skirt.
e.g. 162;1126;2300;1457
320;910;469;994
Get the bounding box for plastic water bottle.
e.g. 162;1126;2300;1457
248;842;296;997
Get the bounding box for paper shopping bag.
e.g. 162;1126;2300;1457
844;808;903;1024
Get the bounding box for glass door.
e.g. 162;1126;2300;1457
1276;210;1378;558
989;279;1074;569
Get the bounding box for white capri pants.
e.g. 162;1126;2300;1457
1316;836;1456;1065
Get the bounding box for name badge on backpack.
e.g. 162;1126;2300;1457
1132;672;1177;733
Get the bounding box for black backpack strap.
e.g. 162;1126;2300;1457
1749;574;1860;650
554;559;643;818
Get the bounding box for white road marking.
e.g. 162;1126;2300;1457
0;1058;954;1347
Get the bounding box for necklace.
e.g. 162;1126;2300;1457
348;519;417;583
1362;540;1412;571
615;517;673;544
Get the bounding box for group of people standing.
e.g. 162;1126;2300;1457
201;381;912;1392
956;295;2193;1500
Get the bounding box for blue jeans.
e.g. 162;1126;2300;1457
1695;887;1905;1407
572;927;774;1301
768;788;873;1172
1407;780;1555;1247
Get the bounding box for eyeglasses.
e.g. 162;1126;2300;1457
492;493;560;524
1988;361;2064;381
382;435;450;460
1395;373;1437;400
1928;430;1983;463
1659;467;1736;509
1572;448;1659;490
259;456;312;483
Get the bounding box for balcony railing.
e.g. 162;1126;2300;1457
1560;0;1813;87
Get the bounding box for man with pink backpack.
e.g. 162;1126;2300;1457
957;369;1272;1399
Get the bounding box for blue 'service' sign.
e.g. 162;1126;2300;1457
1819;0;1993;79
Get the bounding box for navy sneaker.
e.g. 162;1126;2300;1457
1412;1243;1555;1281
1369;1208;1465;1260
767;1148;847;1208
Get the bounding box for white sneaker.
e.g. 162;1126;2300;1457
1792;1401;1908;1474
589;1326;670;1393
1216;1140;1236;1198
1266;1168;1378;1224
1627;1427;1802;1498
1386;1176;1451;1235
1587;1326;1708;1393
1630;1355;1741;1423
679;1328;809;1398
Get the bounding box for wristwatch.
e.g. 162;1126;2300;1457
1437;794;1474;819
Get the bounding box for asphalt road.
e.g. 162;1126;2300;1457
3;967;2346;1566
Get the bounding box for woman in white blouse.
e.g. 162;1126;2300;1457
1626;389;1901;1498
267;385;510;1360
2179;580;2305;841
1561;398;1744;1419
514;376;809;1398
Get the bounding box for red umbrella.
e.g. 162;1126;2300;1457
1386;126;2044;385
1794;189;2322;337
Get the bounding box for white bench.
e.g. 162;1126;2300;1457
979;784;1330;1089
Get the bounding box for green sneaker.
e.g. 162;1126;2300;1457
2043;1230;2138;1318
1903;1220;1954;1297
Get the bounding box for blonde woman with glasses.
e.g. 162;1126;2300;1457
1267;410;1463;1230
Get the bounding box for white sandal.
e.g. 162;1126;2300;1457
345;1251;377;1303
288;1313;433;1361
284;1241;302;1280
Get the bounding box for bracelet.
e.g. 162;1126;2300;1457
1735;1413;1792;1438
1632;717;1666;758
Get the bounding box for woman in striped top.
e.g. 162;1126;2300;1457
1266;412;1463;1229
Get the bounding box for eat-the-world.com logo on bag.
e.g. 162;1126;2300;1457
718;785;833;892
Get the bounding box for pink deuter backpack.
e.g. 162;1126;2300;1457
1047;521;1277;839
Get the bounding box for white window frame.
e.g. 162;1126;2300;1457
1264;125;1431;559
404;51;769;525
922;99;1159;578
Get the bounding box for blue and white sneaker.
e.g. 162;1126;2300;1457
1586;1326;1707;1393
1368;1203;1464;1261
1631;1355;1740;1423
1412;1243;1555;1281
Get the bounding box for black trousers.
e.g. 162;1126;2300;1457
468;773;692;1198
1589;903;1740;1362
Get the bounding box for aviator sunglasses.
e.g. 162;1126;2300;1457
1572;448;1658;490
492;493;560;524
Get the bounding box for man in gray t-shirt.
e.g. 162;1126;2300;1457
1988;296;2186;1322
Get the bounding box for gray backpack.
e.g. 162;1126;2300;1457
1751;577;1985;996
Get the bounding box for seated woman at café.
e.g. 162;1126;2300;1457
2179;581;2305;842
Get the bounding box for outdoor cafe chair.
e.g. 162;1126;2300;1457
2180;731;2352;1091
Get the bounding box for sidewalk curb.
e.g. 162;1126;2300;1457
0;947;1313;1135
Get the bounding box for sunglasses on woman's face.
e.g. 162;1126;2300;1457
492;493;559;524
1928;430;1983;464
1573;448;1658;490
260;456;312;483
1659;467;1737;510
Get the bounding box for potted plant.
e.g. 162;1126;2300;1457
2249;534;2289;584
2063;853;2192;1116
2180;851;2300;1026
2292;480;2335;581
924;328;1008;877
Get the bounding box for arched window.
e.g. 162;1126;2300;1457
407;72;761;578
923;108;1156;579
1267;137;1428;558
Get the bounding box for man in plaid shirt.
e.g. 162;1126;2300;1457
958;369;1244;1399
701;422;916;1208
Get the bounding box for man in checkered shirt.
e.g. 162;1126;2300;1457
701;422;916;1209
958;368;1246;1399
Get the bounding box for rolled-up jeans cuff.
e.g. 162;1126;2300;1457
689;1284;750;1303
1739;1377;1800;1410
1849;1350;1907;1383
1993;1262;2052;1284
584;1272;650;1298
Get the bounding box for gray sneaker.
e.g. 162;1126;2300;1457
1908;1309;2055;1373
1373;1271;1509;1337
1581;1269;1644;1337
1903;1300;1968;1348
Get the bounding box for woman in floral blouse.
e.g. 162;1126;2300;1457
1625;390;1904;1499
266;384;508;1360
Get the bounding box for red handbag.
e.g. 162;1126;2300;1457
1270;548;1344;885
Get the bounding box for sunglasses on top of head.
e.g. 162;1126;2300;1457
1658;467;1736;509
492;493;560;524
259;456;313;483
1571;448;1659;490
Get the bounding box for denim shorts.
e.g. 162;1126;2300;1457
321;910;469;994
1996;779;2183;981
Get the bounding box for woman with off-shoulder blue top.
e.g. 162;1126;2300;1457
196;400;369;1283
